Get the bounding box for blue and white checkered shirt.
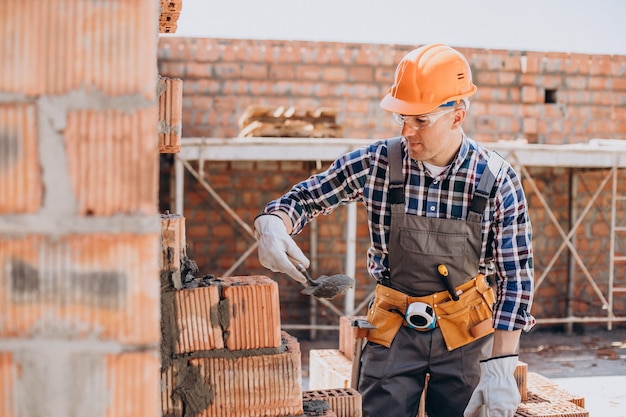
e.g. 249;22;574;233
263;135;535;331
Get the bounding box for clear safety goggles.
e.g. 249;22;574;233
392;107;457;130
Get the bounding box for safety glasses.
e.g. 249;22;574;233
392;107;457;130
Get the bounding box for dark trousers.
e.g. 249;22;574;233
358;326;492;417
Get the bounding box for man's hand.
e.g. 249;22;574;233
463;355;521;417
254;214;309;284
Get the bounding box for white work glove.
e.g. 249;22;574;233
464;355;521;417
254;214;309;284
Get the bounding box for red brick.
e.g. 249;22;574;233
220;275;282;351
185;62;213;78
106;352;161;417
168;275;281;353
0;352;15;417
161;364;183;417
64;108;159;216
172;286;224;353
158;77;183;153
308;349;352;390
0;233;161;344
323;67;349;83
296;65;323;81
0;0;157;96
521;86;541;103
303;388;363;417
160;214;186;289
0;103;42;214
213;62;241;79
190;332;302;417
527;372;585;408
515;361;528;402
338;315;367;361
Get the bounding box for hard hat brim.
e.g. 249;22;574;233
380;85;477;115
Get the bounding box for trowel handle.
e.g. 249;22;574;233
295;263;318;287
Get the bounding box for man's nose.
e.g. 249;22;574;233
402;123;418;136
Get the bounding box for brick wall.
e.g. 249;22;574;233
158;37;626;144
157;37;626;332
1;0;161;415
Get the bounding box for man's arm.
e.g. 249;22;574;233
491;329;521;357
271;210;293;234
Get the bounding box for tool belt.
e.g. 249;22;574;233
366;275;495;351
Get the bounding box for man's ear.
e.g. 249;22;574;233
451;109;466;129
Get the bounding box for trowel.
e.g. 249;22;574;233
296;263;354;300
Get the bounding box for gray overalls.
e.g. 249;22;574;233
358;138;502;417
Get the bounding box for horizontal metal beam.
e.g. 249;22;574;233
179;137;626;168
535;316;626;324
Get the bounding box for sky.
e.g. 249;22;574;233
167;0;626;56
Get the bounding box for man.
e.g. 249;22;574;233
254;43;534;417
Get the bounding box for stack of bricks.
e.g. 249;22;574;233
310;317;590;417
238;105;344;138
159;213;304;416
0;0;162;415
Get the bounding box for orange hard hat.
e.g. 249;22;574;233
380;44;477;115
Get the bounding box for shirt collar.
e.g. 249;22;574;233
407;131;471;178
449;131;470;176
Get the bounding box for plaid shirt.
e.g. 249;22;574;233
264;135;535;331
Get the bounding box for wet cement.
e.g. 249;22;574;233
301;274;355;299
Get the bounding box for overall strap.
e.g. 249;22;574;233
470;152;505;215
388;137;404;204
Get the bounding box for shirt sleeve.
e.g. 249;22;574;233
491;164;536;332
262;146;371;234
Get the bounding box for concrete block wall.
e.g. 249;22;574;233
157;37;626;328
0;0;161;415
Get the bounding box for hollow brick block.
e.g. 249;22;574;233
515;361;528;402
308;349;353;390
172;285;225;353
220;275;282;351
516;393;588;417
160;213;186;289
0;233;160;345
303;388;363;417
64;109;159;216
0;103;42;214
166;275;281;355
338;316;366;361
158;76;183;153
105;352;161;417
0;0;157;97
191;332;303;417
159;0;182;34
160;364;183;417
527;372;585;408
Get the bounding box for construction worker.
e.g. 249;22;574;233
254;43;535;417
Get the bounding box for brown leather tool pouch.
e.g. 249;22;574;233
435;274;495;351
366;285;406;348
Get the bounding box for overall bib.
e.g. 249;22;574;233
358;138;502;417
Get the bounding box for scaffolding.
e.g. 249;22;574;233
176;137;626;330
